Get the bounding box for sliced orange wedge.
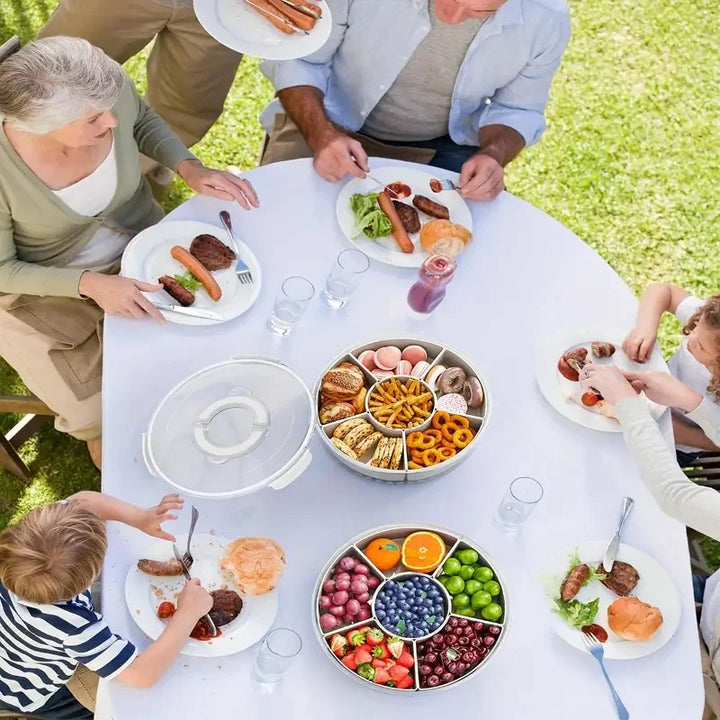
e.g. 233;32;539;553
401;531;446;572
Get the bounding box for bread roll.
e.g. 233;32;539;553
321;364;364;400
319;401;356;424
220;537;285;596
607;596;663;641
419;219;472;256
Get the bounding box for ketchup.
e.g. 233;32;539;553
581;624;608;643
384;181;411;199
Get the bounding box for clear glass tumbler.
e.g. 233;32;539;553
322;249;370;309
267;276;315;336
494;476;544;531
250;628;303;687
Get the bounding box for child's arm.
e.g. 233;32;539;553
68;492;183;541
623;283;690;363
117;579;212;689
672;416;720;452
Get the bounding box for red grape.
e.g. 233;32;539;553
424;652;437;664
319;595;332;610
355;592;370;604
319;614;339;631
441;672;454;684
338;556;357;571
335;578;351;591
357;608;371;620
354;564;370;576
419;664;432;676
322;579;336;594
332;591;349;605
366;576;380;589
427;675;440;687
346;599;360;615
483;636;495;648
329;605;345;617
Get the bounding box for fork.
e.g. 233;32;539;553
182;506;199;571
434;178;461;192
219;210;253;285
582;632;629;719
172;543;217;638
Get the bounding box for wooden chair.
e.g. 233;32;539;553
682;452;720;490
0;35;21;64
0;395;55;480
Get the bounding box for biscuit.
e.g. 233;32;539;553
333;417;367;441
354;431;383;457
331;437;358;461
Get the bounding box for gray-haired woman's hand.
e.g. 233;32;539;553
176;159;260;210
78;272;165;323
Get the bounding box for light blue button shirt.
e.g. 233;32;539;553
260;0;571;147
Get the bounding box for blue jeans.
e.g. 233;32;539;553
0;686;92;720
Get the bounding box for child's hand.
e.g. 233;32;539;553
624;370;703;412
137;494;184;541
622;325;658;363
176;579;213;620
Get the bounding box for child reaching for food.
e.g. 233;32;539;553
623;282;720;462
0;492;211;720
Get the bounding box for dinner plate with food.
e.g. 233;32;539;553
194;0;331;60
535;326;668;432
544;541;681;660
121;220;261;326
125;533;282;657
336;167;474;268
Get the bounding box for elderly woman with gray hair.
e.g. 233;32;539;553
0;36;259;468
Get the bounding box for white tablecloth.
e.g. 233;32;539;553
102;158;703;719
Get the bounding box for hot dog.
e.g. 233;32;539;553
138;558;184;576
266;0;317;30
283;0;322;19
244;0;295;34
170;246;222;302
377;191;414;253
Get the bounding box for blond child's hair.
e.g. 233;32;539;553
683;295;720;400
0;501;106;604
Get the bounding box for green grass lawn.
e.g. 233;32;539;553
1;0;719;560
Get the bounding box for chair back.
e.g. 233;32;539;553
0;36;21;65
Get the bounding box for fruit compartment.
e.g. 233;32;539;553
352;339;446;380
430;347;487;419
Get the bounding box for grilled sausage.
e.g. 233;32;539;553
137;558;184;576
170;246;222;302
266;0;317;30
291;0;322;18
560;563;590;601
159;275;195;307
244;0;295;33
377;191;414;253
412;194;450;220
591;341;616;359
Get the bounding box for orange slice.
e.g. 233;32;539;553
401;531;446;572
364;538;401;571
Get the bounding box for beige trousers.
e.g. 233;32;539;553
0;296;101;441
37;0;243;148
66;665;99;713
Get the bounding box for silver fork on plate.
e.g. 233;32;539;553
182;506;199;570
218;210;253;285
172;543;217;637
434;178;461;192
582;632;629;719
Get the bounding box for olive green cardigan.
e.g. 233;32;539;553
0;75;196;298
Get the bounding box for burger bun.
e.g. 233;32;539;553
607;596;663;641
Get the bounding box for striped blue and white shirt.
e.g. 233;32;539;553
0;583;136;712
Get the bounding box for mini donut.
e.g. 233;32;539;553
436;393;468;414
357;350;376;371
463;377;484;408
395;360;412;375
374;346;402;371
424;364;446;390
373;369;394;381
411;360;431;378
438;367;467;395
401;345;428;366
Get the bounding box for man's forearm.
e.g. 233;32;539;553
477;124;525;167
277;85;335;151
69;492;143;528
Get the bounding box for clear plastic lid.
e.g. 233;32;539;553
145;358;313;497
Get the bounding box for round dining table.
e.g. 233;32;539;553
100;158;703;719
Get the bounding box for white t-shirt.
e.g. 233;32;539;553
667;295;714;453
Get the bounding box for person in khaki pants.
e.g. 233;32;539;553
38;0;242;150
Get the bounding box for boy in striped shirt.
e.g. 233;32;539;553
0;492;211;719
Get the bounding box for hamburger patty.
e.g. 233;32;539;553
392;201;420;234
208;589;243;627
597;560;639;596
190;234;236;271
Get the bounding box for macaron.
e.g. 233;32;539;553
436;393;468;414
373;369;395;381
424;364;446;390
395;360;413;375
374;345;402;371
357;350;376;371
411;360;431;379
401;345;428;366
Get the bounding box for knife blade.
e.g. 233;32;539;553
153;302;223;322
171;544;218;637
602;497;634;572
244;0;310;34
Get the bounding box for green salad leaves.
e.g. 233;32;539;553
349;193;392;239
554;597;600;628
174;272;202;292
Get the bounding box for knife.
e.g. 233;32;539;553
602;497;634;572
244;0;310;34
172;543;218;637
153;302;223;322
279;0;322;19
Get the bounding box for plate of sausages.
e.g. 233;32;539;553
194;0;331;60
336;166;474;268
121;220;262;326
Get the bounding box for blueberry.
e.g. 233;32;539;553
428;589;438;599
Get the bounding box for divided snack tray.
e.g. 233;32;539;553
314;339;490;482
313;524;508;693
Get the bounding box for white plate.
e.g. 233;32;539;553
125;533;278;657
194;0;332;60
336;167;473;268
121;220;261;326
544;541;681;660
535;326;668;432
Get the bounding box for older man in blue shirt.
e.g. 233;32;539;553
260;0;570;201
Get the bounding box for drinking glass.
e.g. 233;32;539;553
267;276;315;336
322;249;370;309
250;628;303;687
494;476;543;531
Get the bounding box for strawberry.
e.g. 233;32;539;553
330;634;348;657
388;665;410;682
355;648;372;666
373;667;390;684
371;644;390;659
356;643;372;655
387;636;404;659
345;628;366;647
365;628;385;646
371;658;387;669
340;652;357;671
397;675;414;689
396;650;414;668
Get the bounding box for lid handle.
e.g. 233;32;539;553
269;449;312;490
